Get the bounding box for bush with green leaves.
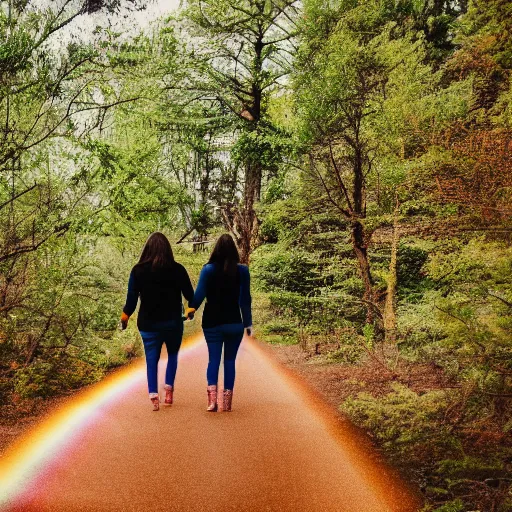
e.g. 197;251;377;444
342;384;458;459
342;382;512;511
327;328;364;364
399;239;512;390
251;245;320;295
259;318;299;345
13;355;103;399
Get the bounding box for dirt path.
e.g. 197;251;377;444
0;335;420;511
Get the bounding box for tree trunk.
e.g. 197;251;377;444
237;161;261;263
234;33;264;264
351;220;374;322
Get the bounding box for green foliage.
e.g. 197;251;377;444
2;1;512;509
231;125;295;174
190;205;213;237
342;384;459;458
251;244;319;294
327;338;363;364
13;356;104;399
398;238;512;372
431;500;465;512
397;243;431;300
460;0;512;69
258;193;307;243
260;319;298;345
362;324;375;350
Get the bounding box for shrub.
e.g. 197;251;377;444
13;355;103;399
251;245;319;294
430;500;464;512
327;329;364;364
260;318;298;345
341;383;459;459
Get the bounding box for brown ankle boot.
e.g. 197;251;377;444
207;385;218;412
223;389;233;412
164;384;173;405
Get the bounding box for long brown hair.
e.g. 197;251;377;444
138;232;175;270
208;234;239;277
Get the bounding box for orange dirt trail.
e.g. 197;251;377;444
1;335;421;511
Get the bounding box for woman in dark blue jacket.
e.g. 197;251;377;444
188;234;252;412
120;232;194;411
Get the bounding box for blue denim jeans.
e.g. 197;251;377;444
139;321;184;395
203;323;244;390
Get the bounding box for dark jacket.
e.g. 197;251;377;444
189;263;252;329
123;261;194;331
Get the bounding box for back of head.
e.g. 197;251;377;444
208;234;239;277
138;232;175;270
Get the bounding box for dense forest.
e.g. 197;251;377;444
1;0;511;510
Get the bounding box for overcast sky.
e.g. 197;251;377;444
120;0;181;29
35;0;181;46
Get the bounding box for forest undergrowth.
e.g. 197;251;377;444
251;211;512;512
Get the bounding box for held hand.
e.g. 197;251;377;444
246;326;253;337
185;307;196;320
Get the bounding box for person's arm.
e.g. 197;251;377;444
121;270;139;329
188;265;211;313
179;265;196;319
239;265;252;333
180;265;195;304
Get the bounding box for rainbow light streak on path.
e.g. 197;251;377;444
0;335;202;508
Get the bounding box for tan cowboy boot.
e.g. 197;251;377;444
207;385;218;412
223;389;233;412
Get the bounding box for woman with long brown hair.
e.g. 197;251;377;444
120;232;194;411
188;234;252;412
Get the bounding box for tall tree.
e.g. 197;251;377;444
107;27;238;240
178;0;299;262
294;0;470;323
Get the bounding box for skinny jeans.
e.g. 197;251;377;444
139;321;184;395
203;323;244;390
